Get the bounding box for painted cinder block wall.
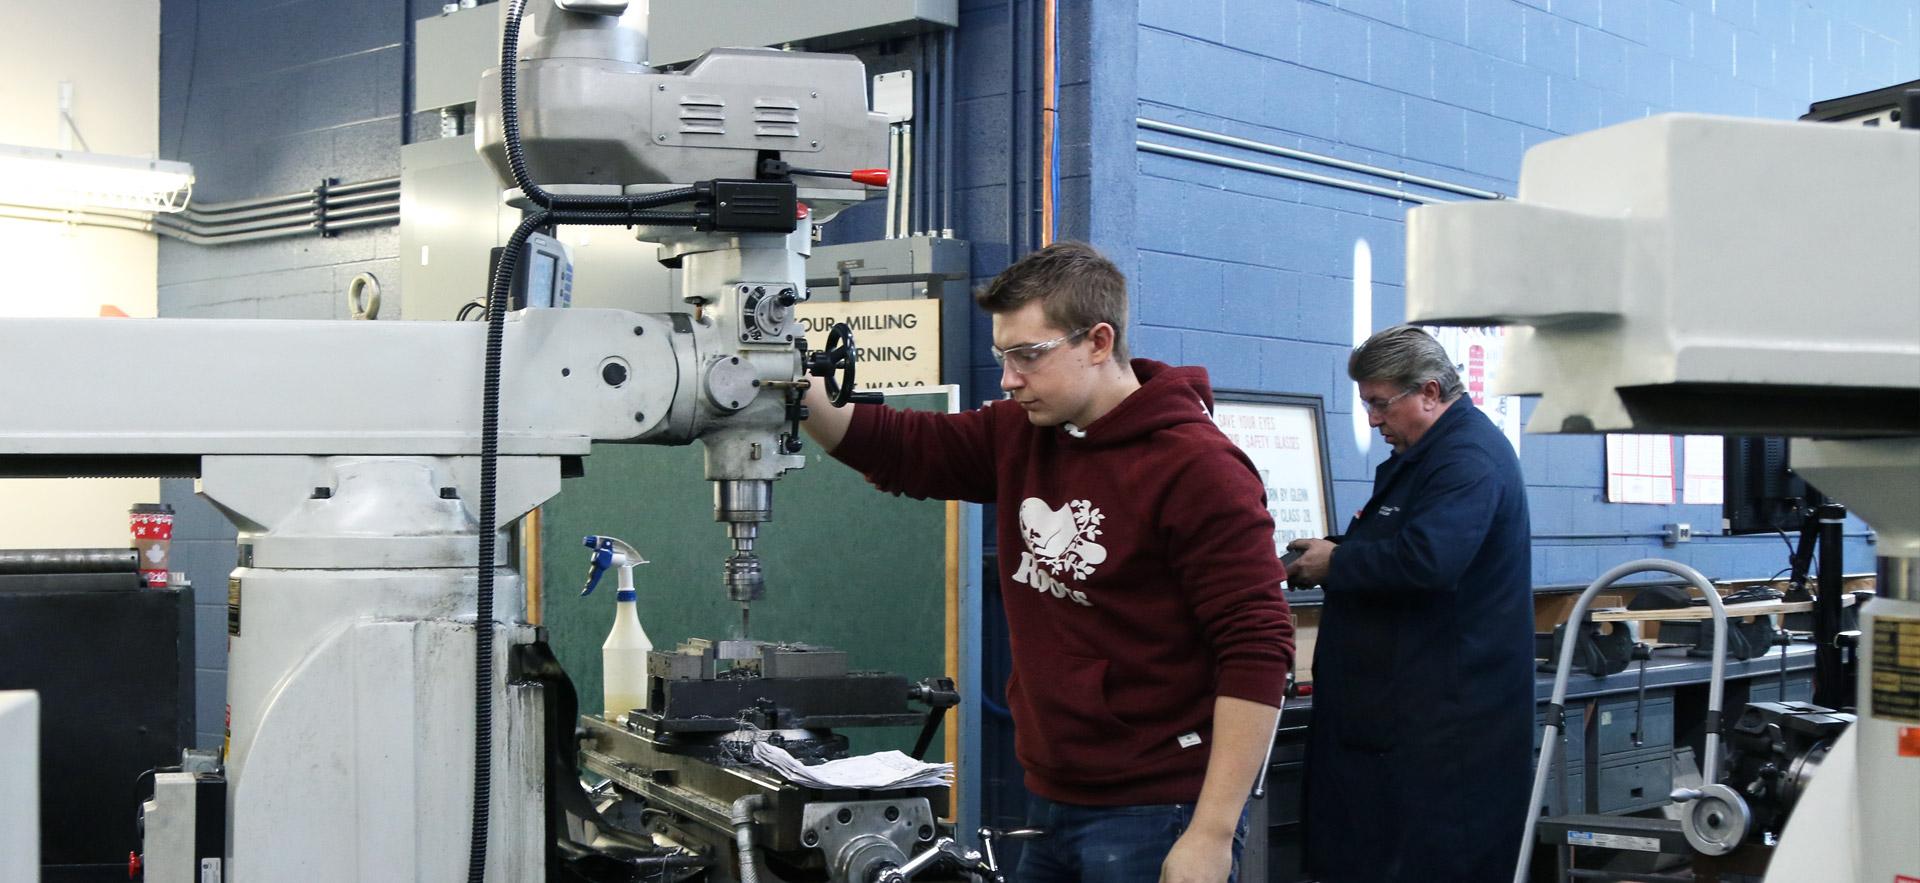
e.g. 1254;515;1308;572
1118;0;1914;586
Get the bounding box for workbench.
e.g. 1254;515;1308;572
1244;644;1819;883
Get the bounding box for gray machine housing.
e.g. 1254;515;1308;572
477;47;886;197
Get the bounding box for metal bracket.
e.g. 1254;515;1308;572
801;799;936;882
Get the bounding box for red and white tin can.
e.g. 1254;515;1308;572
130;503;174;587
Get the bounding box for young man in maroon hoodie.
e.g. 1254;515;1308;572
802;242;1294;883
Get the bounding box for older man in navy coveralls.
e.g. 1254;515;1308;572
1286;324;1535;882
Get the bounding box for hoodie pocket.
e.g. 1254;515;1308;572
1009;656;1137;783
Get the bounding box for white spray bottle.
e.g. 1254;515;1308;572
582;535;652;721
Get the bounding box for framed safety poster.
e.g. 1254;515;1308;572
1210;391;1336;556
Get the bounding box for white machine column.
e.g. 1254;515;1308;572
204;455;558;881
1853;556;1920;882
1784;439;1920;882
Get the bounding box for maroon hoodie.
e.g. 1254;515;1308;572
832;359;1295;805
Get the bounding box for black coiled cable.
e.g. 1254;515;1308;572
470;210;544;883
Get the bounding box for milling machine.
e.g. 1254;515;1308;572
0;1;990;880
1406;106;1919;880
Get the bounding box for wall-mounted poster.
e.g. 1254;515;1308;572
1210;392;1337;556
1606;433;1677;504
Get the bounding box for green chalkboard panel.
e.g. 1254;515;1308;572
539;389;956;759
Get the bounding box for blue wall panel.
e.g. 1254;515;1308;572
1129;0;1916;588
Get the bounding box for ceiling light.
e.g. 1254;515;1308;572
0;143;194;214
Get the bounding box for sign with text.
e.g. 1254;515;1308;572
794;299;942;389
1212;399;1334;553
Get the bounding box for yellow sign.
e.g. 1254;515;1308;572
795;299;942;389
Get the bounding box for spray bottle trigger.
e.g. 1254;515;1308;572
581;535;614;596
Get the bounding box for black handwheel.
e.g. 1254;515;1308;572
807;322;859;407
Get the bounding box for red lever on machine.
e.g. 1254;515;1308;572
850;168;890;187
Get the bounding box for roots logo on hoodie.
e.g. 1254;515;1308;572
1011;497;1106;607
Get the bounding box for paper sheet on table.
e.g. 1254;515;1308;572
751;741;952;790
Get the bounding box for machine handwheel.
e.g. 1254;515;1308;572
1679;783;1751;856
808;322;860;407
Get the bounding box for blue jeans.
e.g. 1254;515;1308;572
1014;796;1248;883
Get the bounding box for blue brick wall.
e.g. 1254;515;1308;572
955;0;1138;837
157;0;423;323
958;0;1123;405
1127;0;1915;587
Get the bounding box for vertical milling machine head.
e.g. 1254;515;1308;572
475;0;891;625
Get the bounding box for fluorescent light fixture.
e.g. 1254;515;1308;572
0;143;194;214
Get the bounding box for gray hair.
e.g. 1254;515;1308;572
1348;324;1465;401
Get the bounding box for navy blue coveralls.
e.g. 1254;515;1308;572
1305;398;1535;882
